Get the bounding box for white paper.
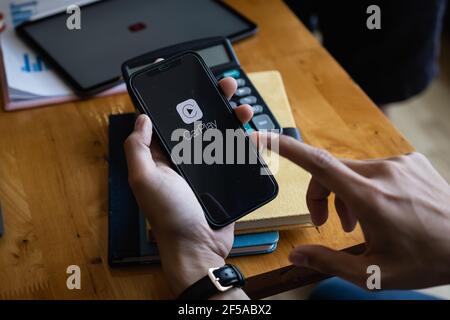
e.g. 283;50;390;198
0;0;99;98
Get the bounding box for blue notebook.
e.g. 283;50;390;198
138;214;279;262
108;113;279;266
134;214;279;264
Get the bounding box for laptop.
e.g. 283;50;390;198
16;0;257;96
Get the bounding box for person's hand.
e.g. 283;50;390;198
124;77;251;298
258;133;450;290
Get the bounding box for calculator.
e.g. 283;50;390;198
122;37;281;133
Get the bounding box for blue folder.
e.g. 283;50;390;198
139;214;279;261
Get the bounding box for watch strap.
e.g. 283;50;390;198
177;264;245;300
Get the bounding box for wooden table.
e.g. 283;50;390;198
0;0;413;299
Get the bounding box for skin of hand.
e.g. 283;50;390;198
124;77;249;299
258;133;450;290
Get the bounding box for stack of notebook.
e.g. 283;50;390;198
108;71;311;266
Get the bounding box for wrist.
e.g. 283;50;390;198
440;244;450;284
160;244;226;296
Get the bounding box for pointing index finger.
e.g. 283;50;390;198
258;132;370;202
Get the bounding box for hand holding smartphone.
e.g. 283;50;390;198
125;52;278;228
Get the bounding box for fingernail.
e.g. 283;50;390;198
289;251;309;267
135;115;145;130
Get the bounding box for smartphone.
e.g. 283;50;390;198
126;52;278;228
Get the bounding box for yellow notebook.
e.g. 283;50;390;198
146;71;312;236
233;71;312;233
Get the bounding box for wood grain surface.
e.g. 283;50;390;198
0;0;414;299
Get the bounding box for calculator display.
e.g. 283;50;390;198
197;45;232;68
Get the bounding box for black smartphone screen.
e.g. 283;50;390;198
129;53;278;227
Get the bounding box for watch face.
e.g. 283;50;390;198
209;264;245;292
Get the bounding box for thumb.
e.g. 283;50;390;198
124;114;157;185
289;245;366;286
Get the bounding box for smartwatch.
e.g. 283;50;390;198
177;264;245;300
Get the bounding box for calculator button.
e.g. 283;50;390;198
239;96;257;105
222;69;241;79
235;87;252;97
229;101;237;108
252;114;276;130
236;78;246;87
252;105;264;114
243;122;254;134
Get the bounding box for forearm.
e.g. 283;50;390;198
433;233;450;286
